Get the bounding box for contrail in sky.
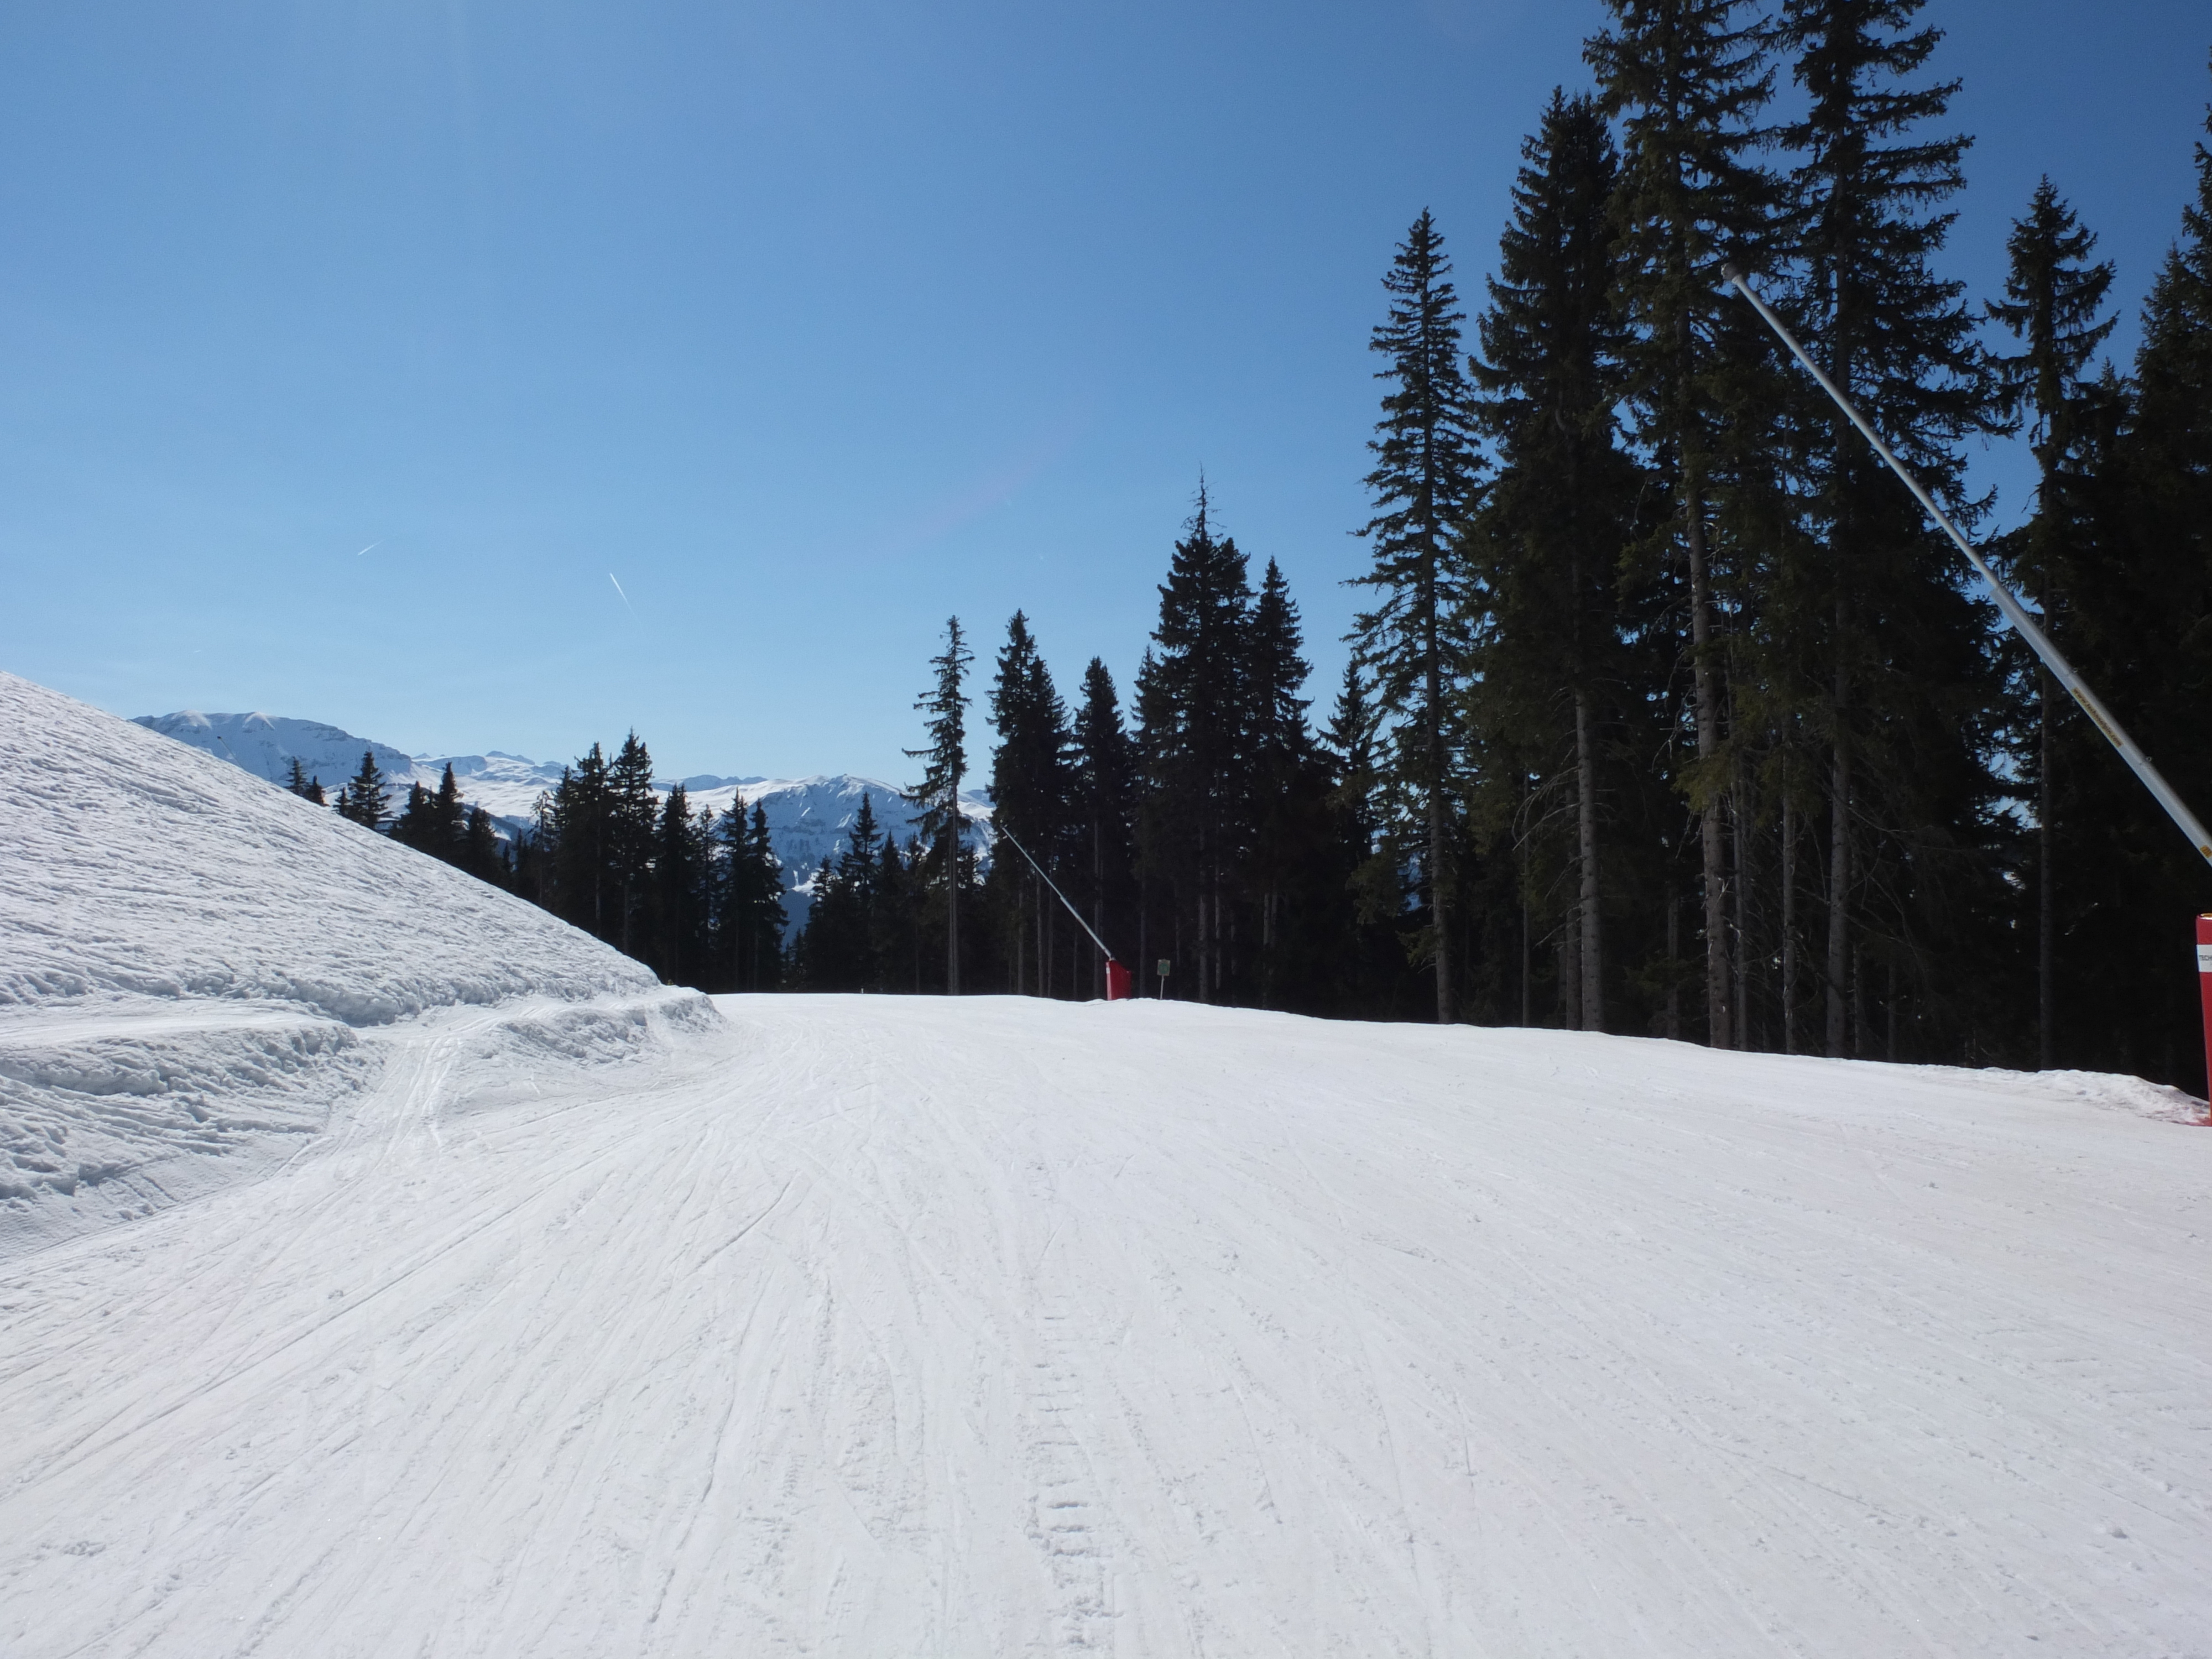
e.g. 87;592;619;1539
354;541;381;557
608;572;637;617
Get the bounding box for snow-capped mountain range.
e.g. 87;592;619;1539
131;709;993;930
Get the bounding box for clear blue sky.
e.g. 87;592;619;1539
3;1;2206;781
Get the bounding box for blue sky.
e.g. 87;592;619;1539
3;0;2206;781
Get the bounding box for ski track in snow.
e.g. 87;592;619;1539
1;993;2209;1656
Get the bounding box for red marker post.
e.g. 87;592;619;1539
2199;917;2212;1122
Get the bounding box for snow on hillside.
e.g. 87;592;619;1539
131;709;417;799
133;707;994;929
1;993;2209;1655
2;672;667;1251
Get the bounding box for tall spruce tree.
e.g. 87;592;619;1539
547;744;614;940
906;618;974;995
1983;83;2212;1090
1139;487;1258;1003
988;613;1073;996
1469;89;1645;1035
1775;0;1997;1060
1588;0;1773;1047
717;800;786;991
652;785;713;987
608;734;658;958
1246;558;1330;1008
1321;660;1412;1015
1987;178;2118;1068
1352;212;1483;1024
336;749;388;830
801;793;884;991
1071;659;1137;998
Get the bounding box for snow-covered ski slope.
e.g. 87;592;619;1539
1;671;662;1252
4;988;2210;1656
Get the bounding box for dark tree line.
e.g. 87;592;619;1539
796;506;1413;1013
796;12;2212;1095
302;734;787;994
513;734;786;993
1417;6;2212;1085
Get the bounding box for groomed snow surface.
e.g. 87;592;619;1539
4;670;2211;1655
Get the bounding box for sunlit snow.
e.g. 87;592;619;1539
4;671;2210;1656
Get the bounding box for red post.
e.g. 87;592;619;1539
2197;916;2212;1121
1104;959;1133;1002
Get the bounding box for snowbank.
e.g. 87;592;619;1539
5;673;655;1022
0;670;662;1249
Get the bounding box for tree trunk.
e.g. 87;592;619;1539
1427;612;1453;1025
1665;890;1680;1041
1684;488;1730;1048
1732;790;1751;1051
1574;689;1603;1034
946;826;961;996
1826;654;1850;1056
1781;789;1798;1056
2039;669;2054;1070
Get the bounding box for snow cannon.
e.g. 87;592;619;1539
993;820;1134;1003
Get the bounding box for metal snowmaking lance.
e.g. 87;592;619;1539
1721;262;2212;871
989;819;1134;999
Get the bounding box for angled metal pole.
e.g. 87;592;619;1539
1723;263;2212;868
991;820;1123;964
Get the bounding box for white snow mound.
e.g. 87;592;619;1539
0;670;667;1250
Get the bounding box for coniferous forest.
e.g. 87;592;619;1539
349;3;2212;1093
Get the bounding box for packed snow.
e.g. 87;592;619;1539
6;670;2211;1655
2;671;661;1251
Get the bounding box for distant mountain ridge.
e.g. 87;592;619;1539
132;709;993;930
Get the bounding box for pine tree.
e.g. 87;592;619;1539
1351;211;1483;1024
1071;658;1137;999
391;781;437;852
609;734;658;957
336;749;388;830
1996;79;2212;1091
547;744;614;940
651;785;713;987
872;833;921;993
462;805;504;884
1588;0;1774;1047
432;764;465;854
988;613;1073;995
1245;559;1329;1007
1139;487;1257;1003
1321;660;1412;1014
285;758;326;805
1775;0;1999;1060
715;799;786;992
1469;88;1646;1035
1987;178;2119;1068
905;618;974;994
747;804;787;988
